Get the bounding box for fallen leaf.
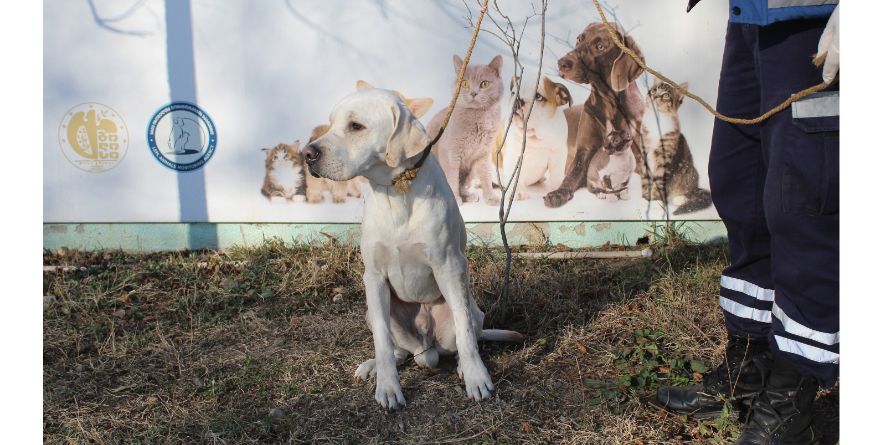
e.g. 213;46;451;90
112;309;126;319
521;421;532;433
689;360;710;373
658;366;671;374
692;372;703;382
576;343;588;354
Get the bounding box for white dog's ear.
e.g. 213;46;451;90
385;100;430;168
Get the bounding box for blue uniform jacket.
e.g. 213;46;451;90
711;1;837;25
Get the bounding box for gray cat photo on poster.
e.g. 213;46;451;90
429;54;504;206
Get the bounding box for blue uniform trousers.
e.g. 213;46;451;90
709;19;839;387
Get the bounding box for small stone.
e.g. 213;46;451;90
320;264;329;271
145;396;158;405
332;293;344;303
74;363;85;372
398;421;405;433
268;408;284;418
112;309;126;319
193;377;204;387
43;295;57;308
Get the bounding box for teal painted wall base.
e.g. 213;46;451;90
43;221;726;252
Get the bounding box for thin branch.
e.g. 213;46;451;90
484;0;548;305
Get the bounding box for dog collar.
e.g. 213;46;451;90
390;131;442;193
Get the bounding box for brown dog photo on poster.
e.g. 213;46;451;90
544;22;646;208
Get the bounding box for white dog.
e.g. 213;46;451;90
304;88;522;409
497;76;573;200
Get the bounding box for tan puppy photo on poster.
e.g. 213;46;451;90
304;81;434;203
497;75;574;200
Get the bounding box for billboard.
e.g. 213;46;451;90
44;0;727;223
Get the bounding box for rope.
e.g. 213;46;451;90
392;0;490;192
590;0;834;125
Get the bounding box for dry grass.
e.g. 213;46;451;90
43;237;838;444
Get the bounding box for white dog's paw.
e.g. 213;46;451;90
461;365;494;402
355;359;376;380
484;193;501;206
374;375;406;410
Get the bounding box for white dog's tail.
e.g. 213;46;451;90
480;329;525;343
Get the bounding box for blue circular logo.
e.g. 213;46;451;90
147;102;217;171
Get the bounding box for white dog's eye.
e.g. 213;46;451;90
349;122;365;131
535;93;546;102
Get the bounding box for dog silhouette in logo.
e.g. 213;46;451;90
167;116;205;155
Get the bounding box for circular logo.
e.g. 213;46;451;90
147;102;217;171
58;103;129;173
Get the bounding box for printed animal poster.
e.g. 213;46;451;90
44;0;728;223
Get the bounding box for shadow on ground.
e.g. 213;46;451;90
43;240;838;444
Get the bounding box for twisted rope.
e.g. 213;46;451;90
392;0;491;192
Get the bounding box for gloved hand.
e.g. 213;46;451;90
816;4;839;83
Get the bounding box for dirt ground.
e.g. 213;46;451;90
43;237;838;444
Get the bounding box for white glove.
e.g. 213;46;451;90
816;4;839;83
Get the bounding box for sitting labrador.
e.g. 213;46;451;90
304;88;522;409
544;22;647;208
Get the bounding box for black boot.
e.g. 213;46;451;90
655;335;769;419
735;353;820;445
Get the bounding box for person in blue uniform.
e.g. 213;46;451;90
656;2;839;444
